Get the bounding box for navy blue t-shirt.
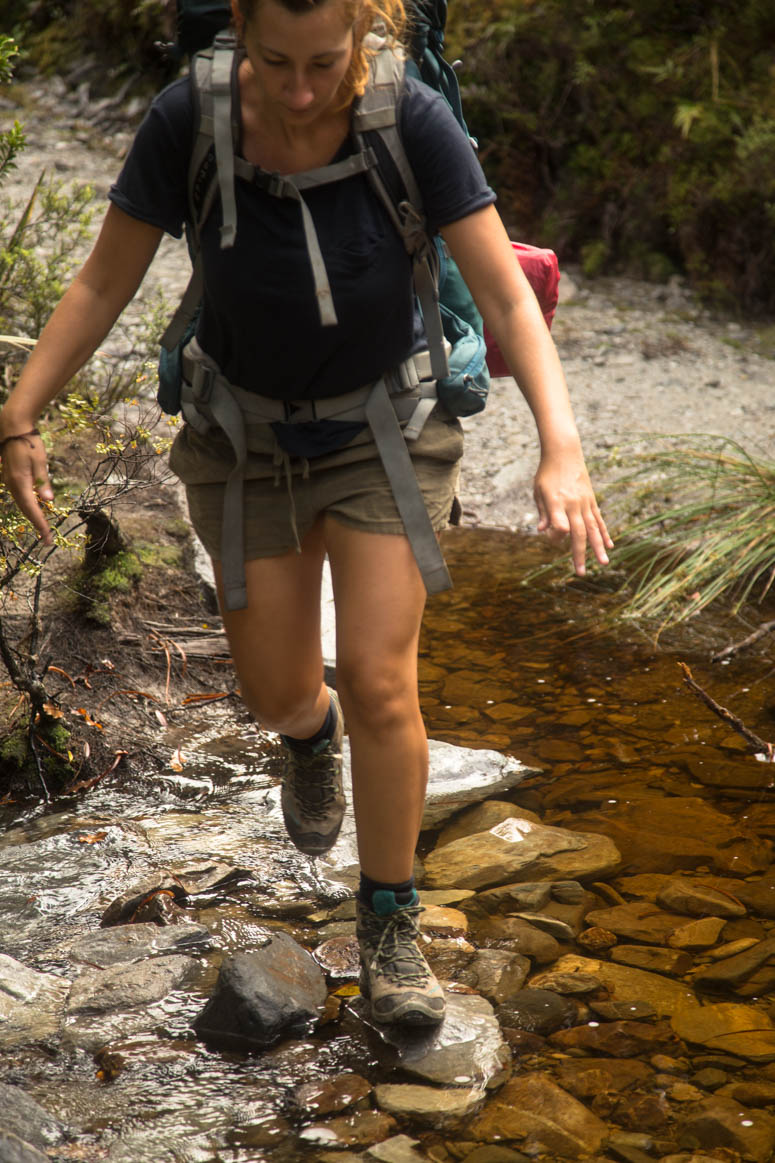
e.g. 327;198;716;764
110;71;495;450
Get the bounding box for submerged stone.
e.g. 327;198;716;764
584;901;691;944
657;880;747;919
496;988;577;1036
564;797;771;877
100;861;255;927
679;1096;775;1162
0;1131;50;1163
194;931;327;1050
466;1073;607;1157
530;954;696;1017
0;954;70;1047
294;1072;371;1117
0;1084;64;1149
61;921;211;967
467;916;560;963
66;954;199;1016
692;936;775;990
374;1082;485;1124
671;1002;775;1061
424;818;620;891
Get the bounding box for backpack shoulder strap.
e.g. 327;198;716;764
160;32;240;353
353;43;449;380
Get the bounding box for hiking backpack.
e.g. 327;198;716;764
158;0;499;420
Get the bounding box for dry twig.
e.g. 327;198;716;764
679;661;775;760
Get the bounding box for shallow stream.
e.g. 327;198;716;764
2;528;774;1162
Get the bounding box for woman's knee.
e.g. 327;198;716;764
238;673;323;734
336;657;419;733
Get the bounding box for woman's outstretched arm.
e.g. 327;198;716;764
0;204;164;542
441;204;613;574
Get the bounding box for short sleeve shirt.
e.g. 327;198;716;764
110;72;495;403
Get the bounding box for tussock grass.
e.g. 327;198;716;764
602;436;775;631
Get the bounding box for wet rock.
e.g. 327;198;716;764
66;954;199;1016
496;988;577;1035
529;969;602;995
0;1085;64;1149
462;880;553;914
553;1057;653;1100
313;934;361;980
458;1148;530;1163
510;911;576;942
589;999;658;1021
466;1072;607;1157
418;906;468;938
366;1134;428;1162
578;926;618;952
716;1080;775;1106
708;936;761;960
667;917;726;950
610;945;693;976
691;936;775;990
299;1109;396;1149
294;1072;372;1116
671;1002;775;1062
585;901;690;944
355;992;510;1089
678;1096;775;1162
0;1132;50;1163
606;1134;656;1163
467;916;560;963
564;798;771;877
656;880;747;919
458;949;531;1004
61;921;212;967
194;932;328;1050
436;800;541;848
374;1082;485;1124
100;862;255;926
535;953;696;1015
0;955;70;1047
423;818;621;890
421;742;538;828
691;1066;729;1090
550;1018;682;1058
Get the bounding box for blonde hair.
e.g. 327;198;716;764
237;0;407;108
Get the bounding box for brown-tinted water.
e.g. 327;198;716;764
2;527;774;1162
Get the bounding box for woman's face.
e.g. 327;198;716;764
237;0;356;125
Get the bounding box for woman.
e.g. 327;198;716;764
0;0;612;1028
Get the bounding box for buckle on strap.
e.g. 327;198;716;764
191;361;216;405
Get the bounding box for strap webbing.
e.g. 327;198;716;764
365;377;451;594
211;40;238;248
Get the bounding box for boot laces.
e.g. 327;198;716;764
286;741;342;821
366;905;431;988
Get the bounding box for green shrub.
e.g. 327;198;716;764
447;0;775;314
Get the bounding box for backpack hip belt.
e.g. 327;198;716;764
181;338;452;611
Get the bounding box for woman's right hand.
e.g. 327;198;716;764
0;426;54;545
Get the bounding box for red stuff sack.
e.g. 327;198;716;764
484;242;560;376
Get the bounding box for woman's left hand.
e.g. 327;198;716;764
533;448;613;575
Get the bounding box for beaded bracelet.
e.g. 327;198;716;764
0;428;41;453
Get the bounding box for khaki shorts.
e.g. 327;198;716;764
169;406;464;560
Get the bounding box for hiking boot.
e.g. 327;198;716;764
280;690;345;857
356;895;446;1026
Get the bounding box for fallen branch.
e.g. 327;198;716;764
712;619;775;663
679;661;775;761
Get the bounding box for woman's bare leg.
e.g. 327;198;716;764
323;517;428;884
